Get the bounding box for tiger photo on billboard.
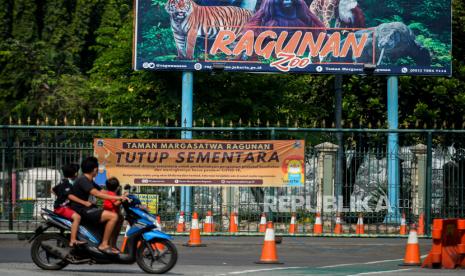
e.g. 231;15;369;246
165;0;253;59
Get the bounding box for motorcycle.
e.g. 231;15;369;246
29;194;177;274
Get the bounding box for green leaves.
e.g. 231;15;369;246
1;0;465;130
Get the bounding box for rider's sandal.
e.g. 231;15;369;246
98;247;119;255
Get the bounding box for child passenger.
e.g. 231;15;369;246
103;177;124;251
52;164;90;247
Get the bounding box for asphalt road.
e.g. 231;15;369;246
0;235;462;275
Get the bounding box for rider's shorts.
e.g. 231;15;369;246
80;207;104;223
54;207;76;220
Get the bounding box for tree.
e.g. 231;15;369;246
0;0;464;129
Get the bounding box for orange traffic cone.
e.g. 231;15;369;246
177;211;186;233
356;213;365;235
334;213;342;234
289;213;296;235
204;211;214;233
229;212;238;233
120;224;131;253
400;212;407;235
184;212;206;247
401;225;421;266
255;222;282;264
259;213;267;233
417;213;425;236
313;213;323;234
458;219;465;267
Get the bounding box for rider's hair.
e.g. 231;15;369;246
62;164;78;178
81;157;99;174
106;177;120;193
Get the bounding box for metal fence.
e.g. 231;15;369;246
1;124;464;236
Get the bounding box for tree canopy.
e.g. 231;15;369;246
1;0;464;128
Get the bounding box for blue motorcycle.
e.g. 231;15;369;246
29;194;177;274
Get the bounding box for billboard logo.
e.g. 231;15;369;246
143;62;156;69
293;140;302;148
97;140;104;147
194;63;202;70
316;66;323;72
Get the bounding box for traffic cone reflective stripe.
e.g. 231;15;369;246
204;211;214;233
334;214;342;234
256;222;282;264
400;213;407;235
120;224;131;253
356;214;365;235
289;214;296;234
185;212;206;247
314;213;323;234
230;212;238;233
417;213;425;236
259;213;267;233
402;226;421;266
177;211;186;233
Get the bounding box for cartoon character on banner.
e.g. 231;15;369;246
94;139;111;186
282;155;305;187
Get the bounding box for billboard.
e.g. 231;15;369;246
133;0;451;75
93;138;305;187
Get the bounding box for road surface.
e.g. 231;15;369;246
0;235;461;275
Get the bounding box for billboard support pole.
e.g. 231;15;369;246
181;71;193;218
334;75;343;208
386;76;400;223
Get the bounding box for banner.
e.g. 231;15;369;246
137;194;159;214
133;0;451;76
93;139;305;187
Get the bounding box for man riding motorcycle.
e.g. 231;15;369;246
69;157;128;254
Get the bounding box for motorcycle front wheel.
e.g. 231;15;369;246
136;239;177;274
31;233;69;270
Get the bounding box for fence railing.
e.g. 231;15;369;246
1;124;465;235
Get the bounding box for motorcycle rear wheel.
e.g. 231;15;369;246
31;233;69;270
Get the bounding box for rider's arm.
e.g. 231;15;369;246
112;200;122;207
89;188;126;201
68;194;92;207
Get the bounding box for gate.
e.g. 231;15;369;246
1;122;464;235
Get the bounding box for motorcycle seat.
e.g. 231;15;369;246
41;208;72;222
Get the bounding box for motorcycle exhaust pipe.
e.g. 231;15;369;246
41;241;71;260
